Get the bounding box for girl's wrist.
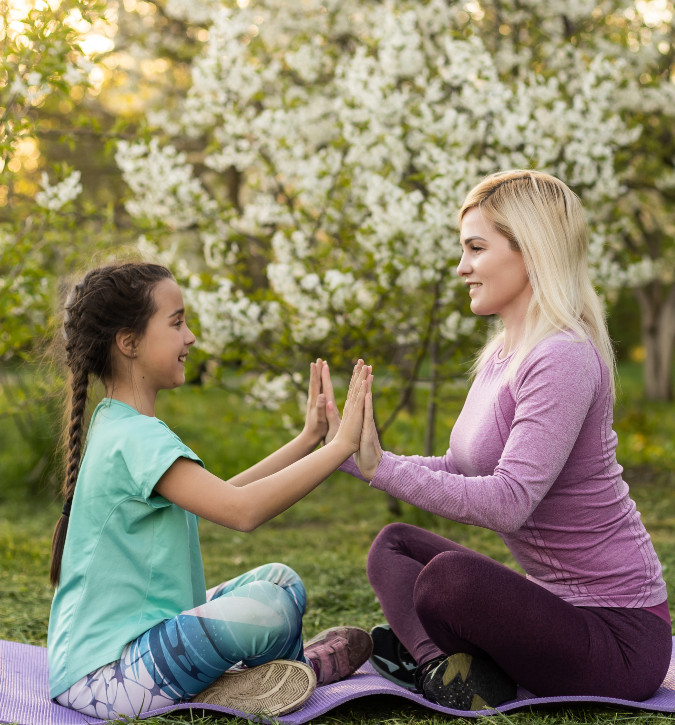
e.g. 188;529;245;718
326;435;357;460
299;425;323;450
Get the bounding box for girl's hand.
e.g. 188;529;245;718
332;360;372;454
354;377;383;480
320;361;341;446
302;359;327;446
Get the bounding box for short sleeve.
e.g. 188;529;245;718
117;417;203;502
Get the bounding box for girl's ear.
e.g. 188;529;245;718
115;328;138;359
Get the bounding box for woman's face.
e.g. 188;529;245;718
457;207;532;326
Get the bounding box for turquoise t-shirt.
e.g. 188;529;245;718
48;399;207;698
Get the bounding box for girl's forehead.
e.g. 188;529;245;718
152;278;184;308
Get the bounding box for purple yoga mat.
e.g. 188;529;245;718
2;638;675;724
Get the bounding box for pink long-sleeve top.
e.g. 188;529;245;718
360;332;667;610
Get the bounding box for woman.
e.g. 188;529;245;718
326;170;671;710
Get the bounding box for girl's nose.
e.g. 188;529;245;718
186;326;197;346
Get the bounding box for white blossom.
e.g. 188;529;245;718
115;138;216;229
35;171;82;211
113;0;664;378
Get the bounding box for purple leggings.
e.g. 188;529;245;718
367;523;671;701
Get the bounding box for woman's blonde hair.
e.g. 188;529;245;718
459;169;615;393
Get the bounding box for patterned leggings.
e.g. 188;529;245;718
55;563;307;720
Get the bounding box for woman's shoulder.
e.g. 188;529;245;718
517;331;604;386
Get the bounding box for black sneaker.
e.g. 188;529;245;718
418;652;517;710
368;624;417;691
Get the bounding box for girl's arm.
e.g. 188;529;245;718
155;361;372;532
225;359;329;488
321;363;461;480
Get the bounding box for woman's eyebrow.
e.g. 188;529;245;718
460;235;487;245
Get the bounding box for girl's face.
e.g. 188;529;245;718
457;207;532;327
133;278;196;395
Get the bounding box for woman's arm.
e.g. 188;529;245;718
322;363;461;480
359;341;600;533
155;362;373;531
226;359;328;488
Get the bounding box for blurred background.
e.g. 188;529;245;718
1;0;674;500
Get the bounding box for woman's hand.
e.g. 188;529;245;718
302;359;328;446
354;376;383;480
331;360;372;455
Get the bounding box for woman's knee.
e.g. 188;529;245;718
367;522;416;583
413;550;489;621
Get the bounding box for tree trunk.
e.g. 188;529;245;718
633;281;675;401
424;334;439;457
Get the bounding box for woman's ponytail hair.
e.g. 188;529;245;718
50;262;173;587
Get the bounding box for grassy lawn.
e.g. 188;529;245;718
1;362;674;724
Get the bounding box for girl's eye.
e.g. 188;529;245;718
174;319;184;328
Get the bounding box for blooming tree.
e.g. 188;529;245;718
1;0;108;364
462;0;675;399
0;0;118;490
112;0;669;448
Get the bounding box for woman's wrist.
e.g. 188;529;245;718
365;450;383;481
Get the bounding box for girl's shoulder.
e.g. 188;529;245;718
89;399;184;447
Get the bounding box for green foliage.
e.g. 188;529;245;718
614;362;675;469
0;0;120;367
1;0;105;173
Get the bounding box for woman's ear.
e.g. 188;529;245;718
115;328;138;359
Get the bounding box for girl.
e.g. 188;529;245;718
328;170;671;710
48;262;373;719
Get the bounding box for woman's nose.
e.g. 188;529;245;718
456;251;471;276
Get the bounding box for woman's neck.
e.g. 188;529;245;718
500;317;528;359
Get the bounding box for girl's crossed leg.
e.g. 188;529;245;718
56;563;306;719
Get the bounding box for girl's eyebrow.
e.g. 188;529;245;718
169;308;185;318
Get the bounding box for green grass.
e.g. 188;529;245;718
1;361;674;724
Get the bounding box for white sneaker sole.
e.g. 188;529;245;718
192;659;316;716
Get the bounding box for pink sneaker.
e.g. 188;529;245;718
304;626;373;686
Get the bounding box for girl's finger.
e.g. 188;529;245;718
320;362;335;402
315;392;327;421
326;399;341;426
345;362;368;410
344;360;363;408
345;372;369;424
307;361;319;401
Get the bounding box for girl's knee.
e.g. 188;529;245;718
228;562;306;614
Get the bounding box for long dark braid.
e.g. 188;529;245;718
50;262;174;586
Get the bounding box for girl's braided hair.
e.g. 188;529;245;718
50;262;173;586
